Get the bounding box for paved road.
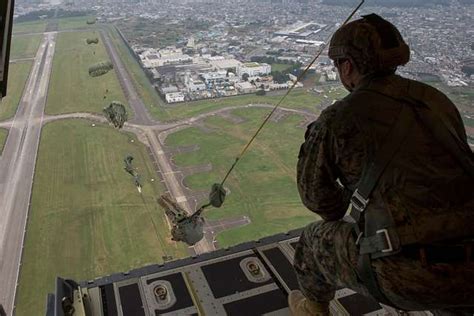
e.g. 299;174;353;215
0;32;57;315
100;30;156;126
144;129;215;254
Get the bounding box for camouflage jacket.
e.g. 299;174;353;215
297;74;474;243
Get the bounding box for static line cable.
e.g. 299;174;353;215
219;0;365;186
196;0;365;215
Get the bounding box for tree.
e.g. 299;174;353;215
271;71;288;84
242;73;250;81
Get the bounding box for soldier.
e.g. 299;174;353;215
289;14;474;316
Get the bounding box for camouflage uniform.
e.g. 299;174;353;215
294;73;474;313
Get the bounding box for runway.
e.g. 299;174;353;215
0;32;57;315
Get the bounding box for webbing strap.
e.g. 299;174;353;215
349;103;413;223
357;254;394;307
359;227;397;255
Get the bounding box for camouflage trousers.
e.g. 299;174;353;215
293;220;474;314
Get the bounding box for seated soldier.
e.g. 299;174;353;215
289;14;474;316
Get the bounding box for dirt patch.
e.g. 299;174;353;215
217;111;247;124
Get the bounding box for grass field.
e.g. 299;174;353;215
12;20;47;34
57;15;97;31
0;128;8;155
0;61;33;121
16;119;187;315
165;87;347;121
45;31;129;116
165;107;318;246
10;34;42;60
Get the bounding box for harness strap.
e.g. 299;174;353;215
349;102;413;256
357;254;394;306
348;100;414;308
359;227;398;255
350;85;474;309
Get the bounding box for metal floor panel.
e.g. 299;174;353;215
49;229;432;315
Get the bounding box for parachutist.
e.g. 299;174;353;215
158;195;204;246
208;183;226;208
123;155;143;193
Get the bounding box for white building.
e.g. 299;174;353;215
237;62;271;78
200;70;228;85
326;70;338;81
165;92;185;103
209;58;242;73
139;47;192;68
186;79;207;93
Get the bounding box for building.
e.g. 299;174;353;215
139;48;192;68
209;58;242;73
326;70;338;81
235;81;256;94
274;22;326;39
200;70;228;85
165;92;185;103
159;85;179;95
237;62;271;78
185;75;207;93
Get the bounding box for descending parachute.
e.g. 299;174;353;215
103;101;127;129
86;38;99;45
123;155;143;193
88;61;113;77
158;195;204;246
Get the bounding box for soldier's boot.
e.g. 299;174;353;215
288;290;330;316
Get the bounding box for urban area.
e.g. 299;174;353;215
15;0;474;103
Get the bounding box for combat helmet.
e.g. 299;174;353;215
328;13;410;74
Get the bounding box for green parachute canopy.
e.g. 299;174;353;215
104;101;128;128
86;38;99;45
88;61;113;77
209;183;226;208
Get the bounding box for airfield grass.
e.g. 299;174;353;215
0;128;7;155
12;16;96;34
12;20;47;34
45;31;129;116
165;87;347;120
165;107;318;246
10;34;42;59
0;61;33;121
16;119;187;315
57;16;97;30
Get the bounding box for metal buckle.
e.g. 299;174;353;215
355;232;363;245
376;229;393;253
350;189;369;213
